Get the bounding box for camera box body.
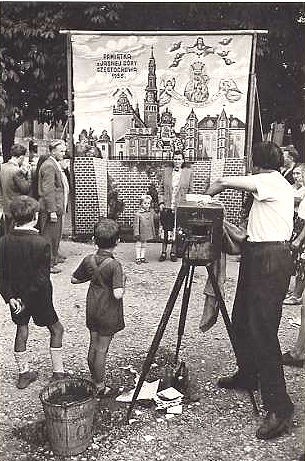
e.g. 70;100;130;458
176;202;224;265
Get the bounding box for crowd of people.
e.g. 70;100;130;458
0;140;304;443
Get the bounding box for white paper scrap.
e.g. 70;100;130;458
167;405;183;414
157;387;184;400
116;379;160;402
143;435;155;442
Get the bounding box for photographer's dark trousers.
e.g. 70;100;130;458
232;241;294;417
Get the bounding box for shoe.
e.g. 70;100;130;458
136;258;142;265
159;252;167;262
96;386;116;399
51;372;69;381
256;411;293;440
282;351;304;368
283;296;302;305
170;253;177;262
50;266;61;274
55;256;66;264
17;371;38;389
140;258;149;263
217;371;258;391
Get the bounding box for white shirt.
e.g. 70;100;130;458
247;171;294;242
298;197;305;220
171;168;182;209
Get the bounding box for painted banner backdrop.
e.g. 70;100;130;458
71;33;253;161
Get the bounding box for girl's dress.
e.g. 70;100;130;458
133;209;156;241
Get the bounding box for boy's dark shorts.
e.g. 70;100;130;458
11;306;59;327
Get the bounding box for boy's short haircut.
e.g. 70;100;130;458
252;141;284;171
94;218;119;248
10;195;39;225
10;144;27;158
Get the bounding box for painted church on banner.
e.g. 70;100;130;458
82;47;245;162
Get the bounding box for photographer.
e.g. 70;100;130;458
204;141;294;440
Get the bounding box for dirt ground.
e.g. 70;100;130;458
0;240;304;461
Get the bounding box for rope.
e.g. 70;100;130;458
255;76;264;140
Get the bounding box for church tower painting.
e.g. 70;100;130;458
144;47;159;134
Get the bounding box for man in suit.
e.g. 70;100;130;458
38;140;68;274
158;150;193;261
0;144;31;233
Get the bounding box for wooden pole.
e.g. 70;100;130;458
245;33;258;174
66;32;76;239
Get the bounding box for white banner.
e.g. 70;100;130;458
71;32;253;161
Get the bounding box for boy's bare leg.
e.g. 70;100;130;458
14;324;37;388
47;321;65;378
88;331;112;391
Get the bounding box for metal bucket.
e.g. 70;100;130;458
39;378;97;456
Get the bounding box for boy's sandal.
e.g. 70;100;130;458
170;252;177;262
135;258;142;265
283;296;302;305
141;258;149;263
159;252;167;262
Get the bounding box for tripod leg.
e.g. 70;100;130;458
206;264;259;416
174;265;195;363
127;262;189;420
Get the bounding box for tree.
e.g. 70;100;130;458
0;2;121;161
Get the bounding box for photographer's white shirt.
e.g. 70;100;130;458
247;171;294;242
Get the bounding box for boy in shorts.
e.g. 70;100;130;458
71;218;125;397
0;195;65;389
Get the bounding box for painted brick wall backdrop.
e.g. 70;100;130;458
72;157;246;239
73;157;108;239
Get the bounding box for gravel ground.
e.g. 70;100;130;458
0;240;304;461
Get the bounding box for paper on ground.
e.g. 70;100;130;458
167;405;183;414
116;379;160;402
157;387;184;400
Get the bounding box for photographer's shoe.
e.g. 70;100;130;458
217;371;258;390
170;252;177;262
256;411;293;440
17;371;38;389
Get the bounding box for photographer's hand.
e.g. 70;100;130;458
198;194;212;206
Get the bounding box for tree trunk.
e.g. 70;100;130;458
2;122;18;162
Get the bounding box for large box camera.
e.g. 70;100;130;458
176;202;224;265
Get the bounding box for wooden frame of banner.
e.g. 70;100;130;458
61;29;268;238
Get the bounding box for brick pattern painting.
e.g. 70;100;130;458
72;157;245;238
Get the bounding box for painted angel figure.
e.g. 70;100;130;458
159;78;176;106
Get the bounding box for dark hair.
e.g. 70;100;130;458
94;218;119;248
172;150;186;168
10;195;39;225
283;145;299;163
10;144;27;158
252;142;284;171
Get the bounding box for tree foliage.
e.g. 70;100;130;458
0;2;122;160
1;2;304;159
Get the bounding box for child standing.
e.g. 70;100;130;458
133;194;156;264
0;195;65;389
71;218;125;396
